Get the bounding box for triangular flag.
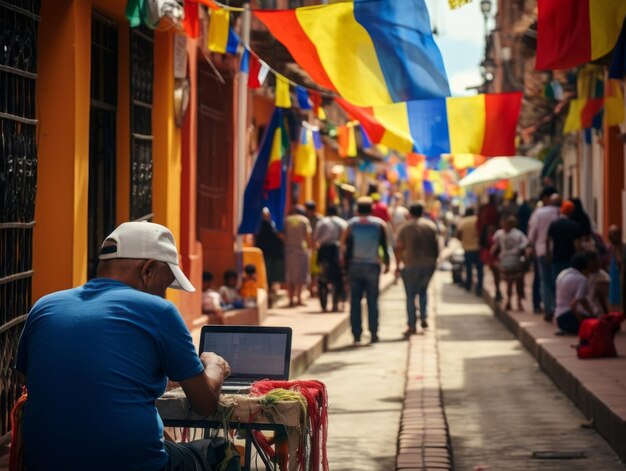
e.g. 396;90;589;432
275;75;291;108
226;29;239;55
296;86;312;110
258;63;269;85
207;8;230;53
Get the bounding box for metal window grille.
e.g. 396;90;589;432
87;13;118;279
0;0;40;444
130;26;154;222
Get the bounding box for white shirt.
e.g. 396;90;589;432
555;268;589;317
493;228;528;258
313;215;347;245
528;205;560;257
390;206;410;233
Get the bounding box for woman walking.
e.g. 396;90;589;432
492;216;528;311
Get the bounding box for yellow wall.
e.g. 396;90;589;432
34;0;181;303
152;30;182;304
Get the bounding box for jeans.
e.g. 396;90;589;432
348;263;381;340
401;266;436;328
464;250;483;295
556;310;580;335
538;256;555;316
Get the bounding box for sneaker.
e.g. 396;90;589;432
353;335;361;345
402;328;417;337
420;319;429;329
370;334;379;343
495;292;503;302
544;314;553;323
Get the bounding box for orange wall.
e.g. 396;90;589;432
34;0;183;305
178;37;204;321
34;0;91;299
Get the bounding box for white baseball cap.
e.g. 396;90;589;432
99;221;195;292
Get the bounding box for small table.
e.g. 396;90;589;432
156;388;305;471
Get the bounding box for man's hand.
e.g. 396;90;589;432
180;353;231;417
200;352;231;381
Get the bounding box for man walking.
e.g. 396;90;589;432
395;202;439;335
457;207;483;296
313;206;348;312
342;196;390;344
528;188;560;321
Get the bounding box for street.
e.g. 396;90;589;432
299;273;624;470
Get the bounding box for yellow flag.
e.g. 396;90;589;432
275;75;292;108
449;0;472;9
294;129;317;177
207;8;230;53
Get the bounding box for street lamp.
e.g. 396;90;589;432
480;0;492;40
481;58;496;82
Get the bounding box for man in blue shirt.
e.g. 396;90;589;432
341;197;390;344
15;222;233;471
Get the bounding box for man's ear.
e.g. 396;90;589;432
141;260;157;280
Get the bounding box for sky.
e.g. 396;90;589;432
426;0;489;96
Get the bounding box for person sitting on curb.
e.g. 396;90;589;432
554;252;595;335
202;271;225;322
15;222;232;471
240;264;258;308
219;269;244;310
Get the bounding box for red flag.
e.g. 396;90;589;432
183;0;200;38
248;55;262;89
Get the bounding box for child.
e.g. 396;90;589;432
218;269;244;309
201;272;224;321
240;264;258;307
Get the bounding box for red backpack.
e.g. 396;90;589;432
577;312;624;359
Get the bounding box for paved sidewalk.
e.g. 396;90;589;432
438;272;623;470
481;269;626;463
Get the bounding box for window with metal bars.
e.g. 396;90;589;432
0;0;40;445
130;26;154;222
87;12;118;280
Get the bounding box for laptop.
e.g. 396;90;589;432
199;325;293;394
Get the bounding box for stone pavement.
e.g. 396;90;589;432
480;269;626;464
437;272;624;470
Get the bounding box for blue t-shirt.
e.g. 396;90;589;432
346;215;389;265
15;278;204;471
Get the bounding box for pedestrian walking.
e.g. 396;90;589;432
255;208;285;307
547;200;582;279
284;205;312;307
395;202;439;335
305;201;324;298
528;188;560;320
492;216;528;311
341;196;390;344
457;207;483;296
313;206;348;312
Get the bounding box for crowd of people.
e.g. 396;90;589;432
243;192;440;344
455;187;626;336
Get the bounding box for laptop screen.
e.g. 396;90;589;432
199;326;292;381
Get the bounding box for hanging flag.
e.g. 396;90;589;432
239;108;289;233
359;125;372;149
536;0;626;70
609;21;626;79
240;49;250;73
248;55;262;88
337;92;522;157
452;153;476;170
182;0;200;38
275;75;292;108
254;0;450;106
563;97;624;133
294;124;318;177
338;123;357;158
448;0;472;9
226;30;240;55
296;86;312;110
207;8;231;53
